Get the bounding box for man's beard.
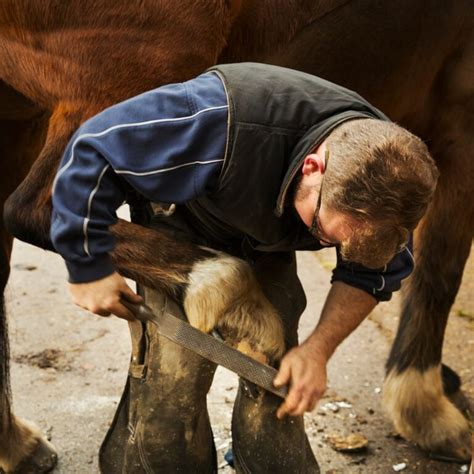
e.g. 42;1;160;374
292;175;316;203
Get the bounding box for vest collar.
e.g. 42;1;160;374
275;110;382;216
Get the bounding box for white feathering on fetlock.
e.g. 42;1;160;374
184;254;285;361
383;365;471;459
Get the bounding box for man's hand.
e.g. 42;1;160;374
273;341;328;419
69;272;142;321
273;282;377;420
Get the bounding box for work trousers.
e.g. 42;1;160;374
99;209;319;473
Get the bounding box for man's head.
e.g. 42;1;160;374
293;118;439;268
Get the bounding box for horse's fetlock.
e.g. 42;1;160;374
183;254;285;360
383;366;471;461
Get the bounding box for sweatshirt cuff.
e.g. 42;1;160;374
66;254;116;283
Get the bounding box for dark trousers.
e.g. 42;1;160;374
99;209;319;473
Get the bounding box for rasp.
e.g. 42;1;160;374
122;299;288;399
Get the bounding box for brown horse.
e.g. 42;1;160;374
0;0;472;471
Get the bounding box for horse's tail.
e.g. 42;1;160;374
0;291;12;433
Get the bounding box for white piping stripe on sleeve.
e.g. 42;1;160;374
52;105;228;194
82;217;90;256
83;164;111;256
405;246;415;265
115;159;224;177
376;275;386;292
212;71;231;179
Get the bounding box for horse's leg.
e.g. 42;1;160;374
384;39;474;461
0;83;57;473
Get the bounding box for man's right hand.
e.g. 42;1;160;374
69;271;142;321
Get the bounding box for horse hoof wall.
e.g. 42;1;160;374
12;437;58;474
428;438;472;464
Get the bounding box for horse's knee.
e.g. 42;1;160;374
183;253;285;361
4;192;24;240
4;192;31;244
383;366;471;462
3;191;52;249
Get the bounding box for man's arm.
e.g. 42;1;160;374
51;73;228;319
69;272;142;321
274;281;376;418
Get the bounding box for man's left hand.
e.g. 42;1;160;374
273;342;328;419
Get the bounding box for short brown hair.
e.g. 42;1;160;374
324;119;439;268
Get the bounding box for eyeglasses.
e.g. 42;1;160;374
307;149;338;246
308;189;337;246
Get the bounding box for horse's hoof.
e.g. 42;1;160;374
184;254;285;361
427;440;472;463
383;366;472;464
12;437;58;474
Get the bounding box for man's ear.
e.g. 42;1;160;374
301;153;326;176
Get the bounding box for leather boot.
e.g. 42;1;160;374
231;251;319;473
99;287;217;473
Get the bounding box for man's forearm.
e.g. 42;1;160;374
274;281;377;418
305;281;377;360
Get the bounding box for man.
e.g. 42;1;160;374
51;63;438;472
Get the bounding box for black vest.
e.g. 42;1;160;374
186;63;388;255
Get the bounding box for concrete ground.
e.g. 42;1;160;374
6;230;473;473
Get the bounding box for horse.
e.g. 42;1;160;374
1;0;472;471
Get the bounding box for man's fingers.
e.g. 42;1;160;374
100;295;136;321
274;360;291;387
276;402;288;419
277;392;302;419
277;385;303;419
109;302;136;321
120;284;142;304
290;395;313;417
276;357;308;419
277;389;319;418
308;395;320;413
68;272;141;320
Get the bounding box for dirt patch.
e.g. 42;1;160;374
15;348;71;371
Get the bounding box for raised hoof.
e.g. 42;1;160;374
12;437;57;474
184;254;285;361
236;340;268;364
